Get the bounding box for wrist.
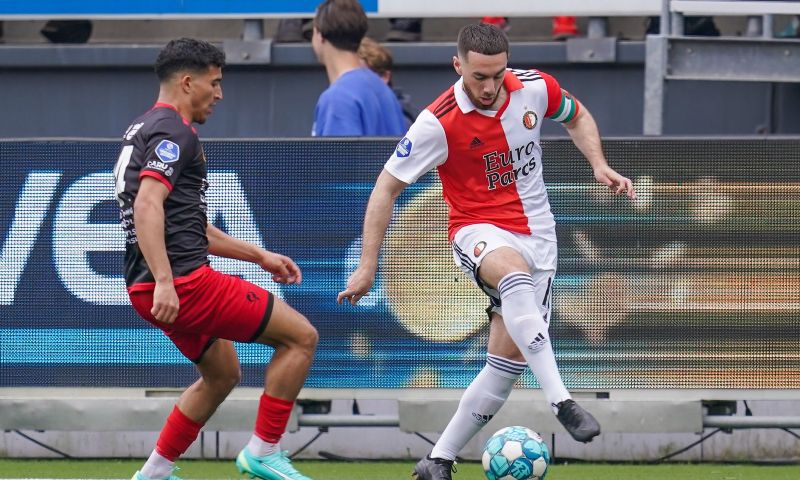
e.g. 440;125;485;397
255;247;270;263
590;160;608;171
359;258;379;273
154;273;173;284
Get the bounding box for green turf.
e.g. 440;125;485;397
0;459;799;479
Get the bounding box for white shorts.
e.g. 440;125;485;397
451;223;557;318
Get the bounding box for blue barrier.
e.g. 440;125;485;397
0;0;378;17
0;0;664;19
0;0;377;17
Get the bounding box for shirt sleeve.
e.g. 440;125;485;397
539;70;580;124
139;118;196;191
384;109;448;184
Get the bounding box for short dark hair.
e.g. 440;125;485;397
314;0;368;52
457;23;509;59
154;38;226;81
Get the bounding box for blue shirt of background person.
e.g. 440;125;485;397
312;67;406;136
311;0;407;137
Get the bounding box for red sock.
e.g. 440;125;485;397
254;394;294;443
155;405;204;461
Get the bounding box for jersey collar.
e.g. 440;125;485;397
454;70;524;116
152;102;180;114
151;102;196;132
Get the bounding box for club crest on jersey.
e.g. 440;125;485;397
395;137;412;158
155;139;180;163
474;241;487;257
522;111;538;130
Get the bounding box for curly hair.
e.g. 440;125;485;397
155;37;226;81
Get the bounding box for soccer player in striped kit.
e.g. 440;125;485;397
117;38;317;480
338;23;636;480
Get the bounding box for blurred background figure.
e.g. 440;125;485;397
358;37;420;125
275;17;423;43
275;18;314;42
385;18;422;42
40;20;93;43
646;15;719;36
776;16;800;38
480;16;510;32
311;0;406;136
552;16;579;40
481;15;581;40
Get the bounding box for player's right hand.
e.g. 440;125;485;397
258;250;302;285
337;266;375;305
594;164;637;199
152;281;179;324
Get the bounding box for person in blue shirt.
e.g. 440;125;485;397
311;0;406;137
359;36;420;127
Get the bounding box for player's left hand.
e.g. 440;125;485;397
258;251;302;285
594;165;637;199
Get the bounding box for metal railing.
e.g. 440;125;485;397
645;0;800;134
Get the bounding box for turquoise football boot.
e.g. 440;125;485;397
131;467;182;480
236;447;312;480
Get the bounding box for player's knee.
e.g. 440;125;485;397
496;350;525;363
498;271;536;298
229;367;243;388
295;319;318;354
217;367;242;392
202;368;241;396
224;371;242;393
486;354;526;381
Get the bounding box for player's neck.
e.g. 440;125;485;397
156;92;192;124
324;49;363;84
491;87;508;111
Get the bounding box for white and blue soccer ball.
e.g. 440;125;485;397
482;426;550;480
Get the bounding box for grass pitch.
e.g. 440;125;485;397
0;459;799;479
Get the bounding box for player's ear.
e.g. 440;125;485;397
453;55;462;76
179;73;193;94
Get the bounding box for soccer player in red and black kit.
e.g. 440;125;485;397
115;38;317;480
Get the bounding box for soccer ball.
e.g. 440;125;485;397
482;426;550;480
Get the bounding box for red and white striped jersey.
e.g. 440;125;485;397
384;69;578;241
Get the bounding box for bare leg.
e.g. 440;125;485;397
178;339;241;422
236;297;318;479
139;341;241;479
253;296;318;400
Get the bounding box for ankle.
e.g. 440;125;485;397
247;434;279;457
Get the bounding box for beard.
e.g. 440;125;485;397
463;84;501;110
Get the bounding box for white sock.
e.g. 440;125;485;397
498;272;571;413
430;357;523;461
140;450;174;480
247;434;279;457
